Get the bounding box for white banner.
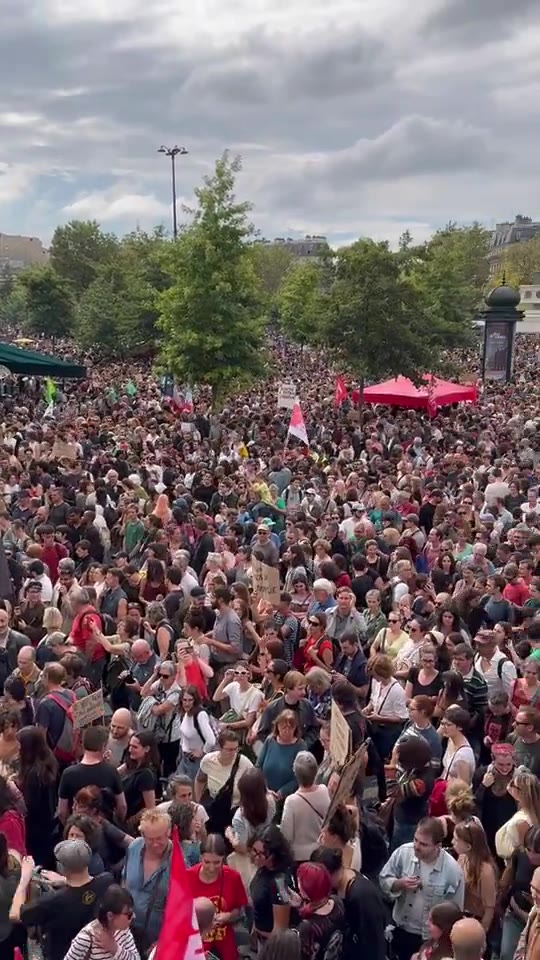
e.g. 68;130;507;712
277;381;297;409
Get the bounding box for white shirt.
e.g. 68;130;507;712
223;681;264;718
179;711;216;754
24;573;53;603
370;679;408;720
199;751;253;806
474;649;517;697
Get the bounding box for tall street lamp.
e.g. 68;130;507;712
158;145;188;239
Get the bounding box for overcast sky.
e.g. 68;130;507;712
1;0;540;247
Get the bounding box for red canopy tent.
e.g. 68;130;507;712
361;375;477;414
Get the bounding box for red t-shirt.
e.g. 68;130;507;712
41;543;68;584
187;865;247;960
302;635;333;673
185;660;208;699
503;580;530;606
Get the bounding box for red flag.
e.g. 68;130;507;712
154;831;205;960
334;375;348;407
287;402;309;446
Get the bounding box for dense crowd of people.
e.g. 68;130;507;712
0;334;539;960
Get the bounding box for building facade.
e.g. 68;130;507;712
0;233;49;273
253;235;329;260
518;272;540;334
487;215;540;275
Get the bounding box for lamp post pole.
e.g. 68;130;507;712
157;145;188;240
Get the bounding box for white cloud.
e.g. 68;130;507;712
63;189;170;222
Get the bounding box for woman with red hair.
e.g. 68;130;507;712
296;862;345;960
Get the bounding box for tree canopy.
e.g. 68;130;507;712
158;153;265;403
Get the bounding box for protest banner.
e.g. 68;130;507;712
72;689;105;728
277;381;297;409
323;742;368;825
329;700;351;766
251;556;281;605
52;439;78;461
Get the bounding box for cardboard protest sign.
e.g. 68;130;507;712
52;439;78;461
330;700;351;766
277;382;297;409
251;556;281;605
72;689;105;728
324;743;368;825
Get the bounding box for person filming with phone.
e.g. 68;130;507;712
380;816;464;960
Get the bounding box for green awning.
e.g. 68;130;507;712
0;342;87;378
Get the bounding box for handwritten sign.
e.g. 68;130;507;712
52;439;78;461
277;381;297;410
324;743;368;826
251;556;281;606
72;689;105;728
330;700;351;766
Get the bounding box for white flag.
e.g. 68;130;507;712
287;402;308;446
43;401;54;418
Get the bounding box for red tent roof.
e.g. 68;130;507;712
362;375;477;411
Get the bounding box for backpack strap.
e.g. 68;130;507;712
48;690;75;713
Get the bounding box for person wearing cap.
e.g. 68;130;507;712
251;522;279;567
11;842;114;960
15;579;46;646
339;503;366;542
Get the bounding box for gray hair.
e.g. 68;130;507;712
71;587;90;605
293;750;319;788
147;601;167;624
305;666;331;693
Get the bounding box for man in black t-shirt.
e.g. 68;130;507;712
12;839;114;960
57;725;127;822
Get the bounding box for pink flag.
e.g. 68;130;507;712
287;402;309;446
154;830;205;960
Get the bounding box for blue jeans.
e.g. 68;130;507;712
176;751;201;782
500;909;525;960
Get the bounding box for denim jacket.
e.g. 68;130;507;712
379;842;464;937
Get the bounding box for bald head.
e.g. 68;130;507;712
131;639;152;663
450;918;486;960
194;897;216;937
109;709;132;740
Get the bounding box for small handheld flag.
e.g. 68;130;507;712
287;402;309;446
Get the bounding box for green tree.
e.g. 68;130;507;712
158;153;265;404
277;261;324;346
75;259;159;356
249;243;294;309
50;220;118;297
17;265;75;342
0;283;28;326
409;223;490;339
317;239;436;383
490;236;540;287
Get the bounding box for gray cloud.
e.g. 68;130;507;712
0;0;539;246
423;0;540;44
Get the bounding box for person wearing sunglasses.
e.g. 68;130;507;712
300;612;333;674
213;662;264;743
139;660;182;778
63;884;138;960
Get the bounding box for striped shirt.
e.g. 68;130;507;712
63;922;140;960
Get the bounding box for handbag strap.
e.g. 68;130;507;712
375;680;398;714
444;746;467;781
297;793;324;820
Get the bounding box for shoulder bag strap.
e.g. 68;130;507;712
380;628;387;654
376;681;398;714
444;746;467;781
214;752;242;803
297;793;324;820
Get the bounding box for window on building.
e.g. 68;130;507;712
524;291;532;298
